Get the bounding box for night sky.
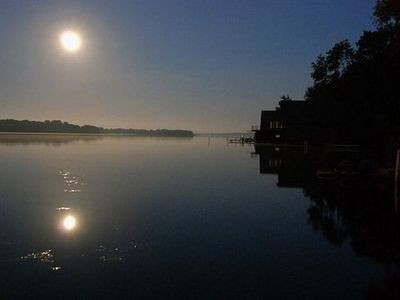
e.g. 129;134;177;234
0;0;375;132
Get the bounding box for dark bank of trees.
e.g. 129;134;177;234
304;0;400;145
0;119;194;137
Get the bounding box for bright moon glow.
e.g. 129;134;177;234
63;215;77;230
60;31;81;52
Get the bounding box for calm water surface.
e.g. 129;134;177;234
0;135;398;299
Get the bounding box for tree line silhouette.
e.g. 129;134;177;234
0;119;194;137
302;0;400;145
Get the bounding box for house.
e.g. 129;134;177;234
254;100;314;144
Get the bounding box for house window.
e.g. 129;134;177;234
275;134;280;138
268;159;282;168
270;121;282;129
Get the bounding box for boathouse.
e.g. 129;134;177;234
254;99;314;144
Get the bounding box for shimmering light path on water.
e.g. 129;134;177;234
0;135;395;299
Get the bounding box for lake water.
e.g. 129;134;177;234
0;135;398;299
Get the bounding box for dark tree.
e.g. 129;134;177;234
303;0;400;145
280;94;292;101
374;0;400;28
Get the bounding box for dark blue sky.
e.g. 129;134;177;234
0;0;376;132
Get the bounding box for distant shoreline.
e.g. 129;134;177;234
0;119;194;137
0;132;195;137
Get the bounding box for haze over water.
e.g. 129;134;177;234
0;135;394;299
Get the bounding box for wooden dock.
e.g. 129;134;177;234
227;137;254;144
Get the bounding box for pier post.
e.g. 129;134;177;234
395;149;400;214
304;140;308;154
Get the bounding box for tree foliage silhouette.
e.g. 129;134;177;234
304;0;400;144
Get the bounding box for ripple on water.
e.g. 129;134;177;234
20;249;54;263
20;250;63;271
59;170;86;193
56;207;71;211
94;242;139;263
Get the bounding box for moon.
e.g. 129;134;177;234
59;31;81;52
